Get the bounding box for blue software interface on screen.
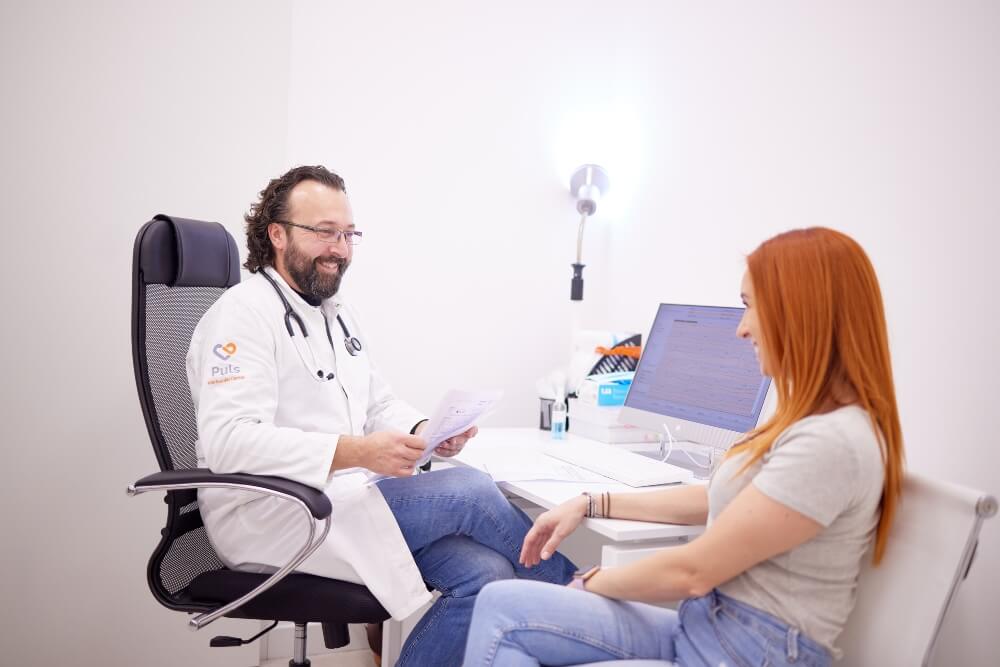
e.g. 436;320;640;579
625;304;771;433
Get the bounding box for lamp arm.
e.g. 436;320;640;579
576;212;588;264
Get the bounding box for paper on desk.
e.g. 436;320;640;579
417;389;503;464
481;453;609;483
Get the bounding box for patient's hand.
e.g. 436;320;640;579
519;495;588;567
432;425;478;457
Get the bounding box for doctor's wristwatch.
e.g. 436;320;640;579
568;565;601;591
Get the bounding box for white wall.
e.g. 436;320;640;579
0;2;291;665
287;1;999;665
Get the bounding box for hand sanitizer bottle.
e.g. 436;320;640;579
551;390;567;440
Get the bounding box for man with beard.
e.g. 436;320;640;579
185;165;575;666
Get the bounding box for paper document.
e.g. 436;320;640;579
418;389;503;461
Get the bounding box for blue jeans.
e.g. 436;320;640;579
463;581;831;667
377;467;577;666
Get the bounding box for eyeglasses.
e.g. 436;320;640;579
277;221;363;246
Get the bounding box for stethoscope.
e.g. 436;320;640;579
260;269;363;382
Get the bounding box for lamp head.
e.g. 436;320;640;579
570;164;610;216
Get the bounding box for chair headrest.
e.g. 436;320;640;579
136;214;241;288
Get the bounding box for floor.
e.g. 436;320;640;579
260;650;376;667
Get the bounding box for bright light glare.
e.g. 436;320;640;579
551;102;642;219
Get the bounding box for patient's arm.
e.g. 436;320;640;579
520;484;709;567
586;485;822;603
609;484;709;525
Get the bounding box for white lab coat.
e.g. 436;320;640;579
186;267;433;620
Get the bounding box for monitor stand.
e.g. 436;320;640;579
634;438;717;480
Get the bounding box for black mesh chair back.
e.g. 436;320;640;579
132;214;240;611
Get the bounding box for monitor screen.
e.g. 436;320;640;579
624;304;771;433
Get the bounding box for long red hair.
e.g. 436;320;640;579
728;227;904;564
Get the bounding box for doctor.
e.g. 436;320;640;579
187;165;575;666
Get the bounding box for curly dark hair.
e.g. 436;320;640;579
243;165;347;272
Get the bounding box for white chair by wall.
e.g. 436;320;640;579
837;473;995;666
576;472;996;667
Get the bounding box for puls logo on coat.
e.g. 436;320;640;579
208;341;244;385
213;341;237;360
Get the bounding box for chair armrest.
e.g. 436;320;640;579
128;467;334;630
129;469;332;519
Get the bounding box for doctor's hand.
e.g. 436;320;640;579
432;425;478;458
519;494;588;568
365;431;426;476
334;431;425;477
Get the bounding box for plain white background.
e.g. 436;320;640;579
0;2;289;665
1;1;997;665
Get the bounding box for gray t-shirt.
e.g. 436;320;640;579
708;405;884;658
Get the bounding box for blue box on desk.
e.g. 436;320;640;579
577;372;633;406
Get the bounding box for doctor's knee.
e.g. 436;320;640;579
444;466;504;499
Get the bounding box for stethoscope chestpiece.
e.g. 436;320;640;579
345;336;363;356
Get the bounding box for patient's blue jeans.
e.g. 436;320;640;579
463;580;832;667
376;467;576;667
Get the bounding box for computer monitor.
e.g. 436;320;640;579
618;303;774;454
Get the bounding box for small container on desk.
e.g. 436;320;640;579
538;397;554;430
550;397;567;440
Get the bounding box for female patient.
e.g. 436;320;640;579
463;227;905;667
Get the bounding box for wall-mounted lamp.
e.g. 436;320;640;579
568;164;610;301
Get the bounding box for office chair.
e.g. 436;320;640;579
574;472;996;667
127;215;391;666
837;473;995;666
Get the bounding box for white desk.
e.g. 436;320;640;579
441;427;705;566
